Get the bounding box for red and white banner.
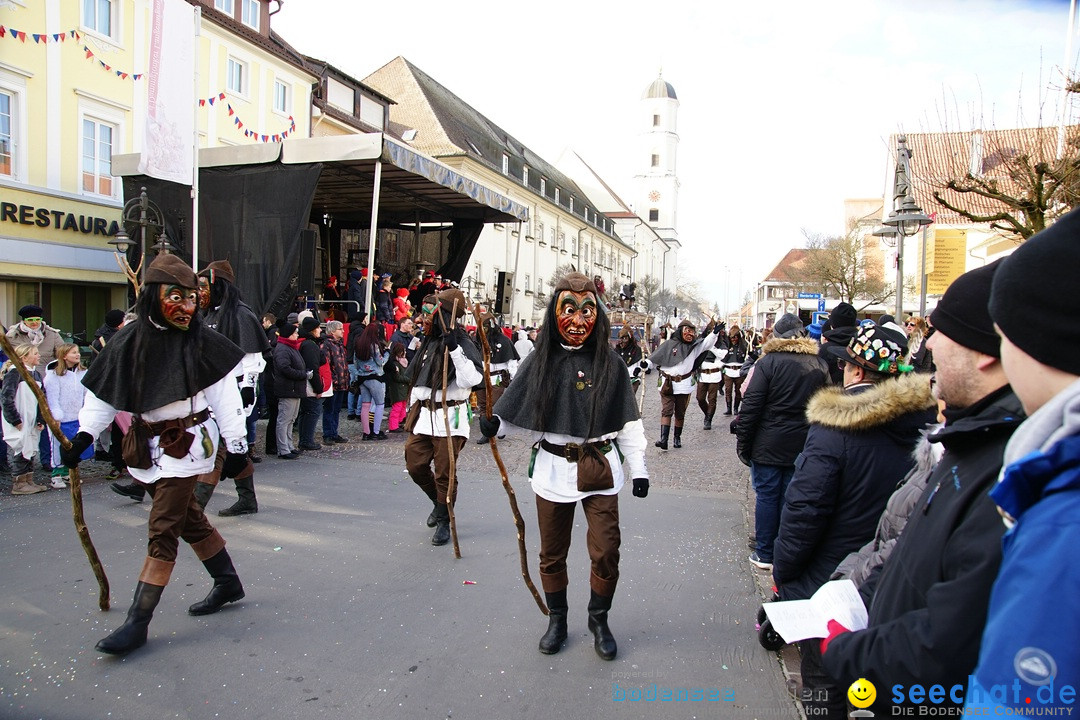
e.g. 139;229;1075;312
138;0;195;185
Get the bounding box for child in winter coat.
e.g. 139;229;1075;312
393;288;412;322
1;344;49;494
385;342;411;432
43;343;89;487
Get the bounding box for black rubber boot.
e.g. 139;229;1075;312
188;549;245;615
587;590;618;661
723;401;733;416
426;503;439;528
95;581;164;655
193;482;214;509
430;504;451;546
111;481;146;502
703;414;712;430
673;426;683;449
218;478;258;517
538;590;568;655
734;400;741;415
654;425;669;450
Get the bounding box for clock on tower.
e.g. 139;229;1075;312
648;190;661;202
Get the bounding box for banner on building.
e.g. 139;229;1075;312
138;0;195;185
926;229;967;295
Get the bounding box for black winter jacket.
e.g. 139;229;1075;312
272;340;308;399
299;333;325;395
772;372;937;601
821;386;1024;712
734;337;829;466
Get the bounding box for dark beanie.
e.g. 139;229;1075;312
929;260;1001;357
991;208;1080;375
829;302;857;329
104;309;126;328
18;304;44;319
281;323;298;338
300;316;321;334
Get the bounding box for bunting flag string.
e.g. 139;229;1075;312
1;25;79;44
6;25;297;142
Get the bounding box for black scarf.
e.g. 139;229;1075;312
649;333;702;368
203;301;271;355
494;345;639;438
82;322;245;413
405;328;483;389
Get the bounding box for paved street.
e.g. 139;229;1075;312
1;386;799;720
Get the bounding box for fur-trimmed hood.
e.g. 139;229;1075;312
807;371;935;432
760;336;819;356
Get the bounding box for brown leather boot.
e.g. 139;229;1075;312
11;473;48;495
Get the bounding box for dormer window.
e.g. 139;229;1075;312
502;154;509;174
241;0;259;30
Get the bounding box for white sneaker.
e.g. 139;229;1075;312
50;477;68;489
749;552;773;571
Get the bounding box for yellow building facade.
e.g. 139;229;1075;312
0;0;313;342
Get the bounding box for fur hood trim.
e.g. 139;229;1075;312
806;371;935;431
760;336;819;356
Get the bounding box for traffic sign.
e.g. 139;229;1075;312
797;292;822;299
818;299;826;312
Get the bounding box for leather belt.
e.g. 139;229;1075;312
661;371;691;383
423;398;467;411
540;439;612;463
145;408;210;437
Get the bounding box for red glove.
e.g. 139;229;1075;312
819;619;850;655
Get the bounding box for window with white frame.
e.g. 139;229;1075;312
651;153;659;167
0;89;16;179
502;154;509;174
214;0;234;13
523;165;530;186
536;222;544;243
81;117;116;197
550;228;557;250
241;0;260;30
570;238;577;257
554;187;560;204
537;277;544;296
82;0;116;39
559;233;566;251
273;79;290;114
226;57;248;96
652;114;660;127
524;274;530;292
540;177;547;195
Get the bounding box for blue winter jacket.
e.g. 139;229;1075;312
966;434;1080;712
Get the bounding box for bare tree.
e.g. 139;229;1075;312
535;264;581;311
782;225;893;311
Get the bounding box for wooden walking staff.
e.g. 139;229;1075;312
437;297;462;558
637;317;652;416
0;327;111;610
474;305;548;616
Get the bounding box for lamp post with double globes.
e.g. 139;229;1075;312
108;186;174;299
874;135;932;321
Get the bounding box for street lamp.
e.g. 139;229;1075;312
878;136;932;320
109;186;174;297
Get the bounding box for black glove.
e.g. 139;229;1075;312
443;332;458;353
240;386;255;408
479;415;500;438
714;321;727;335
222;451;249;479
632;478;649;498
632;365;642;378
639;359;649;369
61;431;94;469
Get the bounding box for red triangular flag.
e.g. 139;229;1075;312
0;26;6;39
237;121;243;129
227;104;234;116
218;92;225;100
199;99;205;106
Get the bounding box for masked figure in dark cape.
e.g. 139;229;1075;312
648;318;724;449
188;259;271;516
480;273;649;661
472;308;519;439
402;288;484;546
614;325;645;385
62;254;251;655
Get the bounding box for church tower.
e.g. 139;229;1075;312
634;74;680;288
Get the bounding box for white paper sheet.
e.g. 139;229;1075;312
762;579;868;644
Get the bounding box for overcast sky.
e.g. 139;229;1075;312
274;0;1073;309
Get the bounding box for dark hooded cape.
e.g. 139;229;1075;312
82;322;245;413
649;333;702;368
204;301;271;354
494;345;639;438
485;326;519;364
405;327;484;389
